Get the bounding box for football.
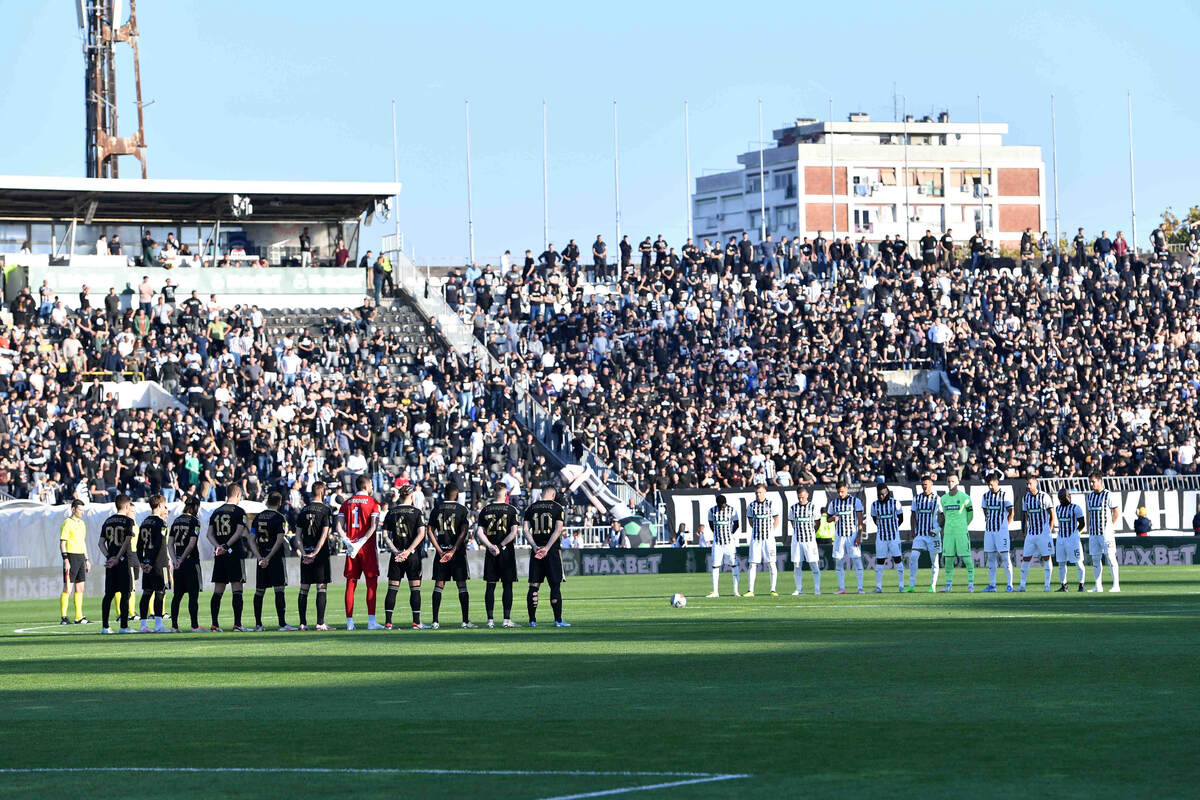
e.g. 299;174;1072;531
670;593;687;608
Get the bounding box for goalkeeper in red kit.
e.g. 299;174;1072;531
337;476;384;630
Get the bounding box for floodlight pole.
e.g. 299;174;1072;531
902;96;910;246
1051;94;1061;251
685;100;692;241
465;100;475;266
613;100;621;270
1127;91;1138;255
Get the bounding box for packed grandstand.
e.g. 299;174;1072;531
2;229;1197;523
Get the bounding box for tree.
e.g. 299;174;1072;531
1160;205;1200;244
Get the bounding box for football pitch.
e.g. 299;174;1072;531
1;568;1198;799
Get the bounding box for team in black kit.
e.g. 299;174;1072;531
92;481;571;634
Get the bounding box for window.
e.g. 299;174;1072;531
748;211;763;234
853;209;873;233
746;175;762;194
0;222;29;253
775;206;797;229
773;171;795;198
951;169;992;191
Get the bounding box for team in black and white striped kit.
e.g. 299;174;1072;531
699;471;1126;601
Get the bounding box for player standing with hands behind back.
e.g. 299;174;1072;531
525;484;568;627
168;496;203;632
250;493;296;631
475;483;521;628
295;481;333;631
381;484;428;630
208;483;250;631
136;495;170;633
427;483;475;629
99;494;137;633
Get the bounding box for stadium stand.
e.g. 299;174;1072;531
3;231;1198;520
0;291;565;520
453;240;1200;491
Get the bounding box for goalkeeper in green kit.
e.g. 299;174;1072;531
939;473;975;592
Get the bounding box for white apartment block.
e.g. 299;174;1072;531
692;111;1045;248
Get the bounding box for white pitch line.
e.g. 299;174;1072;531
533;774;749;800
12;624;77;634
0;767;729;778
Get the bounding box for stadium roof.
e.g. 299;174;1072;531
0;175;402;223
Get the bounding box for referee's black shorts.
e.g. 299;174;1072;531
65;553;88;583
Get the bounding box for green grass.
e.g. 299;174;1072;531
0;567;1198;799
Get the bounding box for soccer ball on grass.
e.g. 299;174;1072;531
669;593;687;608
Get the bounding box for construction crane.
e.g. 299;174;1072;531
77;0;147;178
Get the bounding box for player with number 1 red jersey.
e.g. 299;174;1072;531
337;476;382;630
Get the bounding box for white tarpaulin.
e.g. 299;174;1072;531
82;381;185;410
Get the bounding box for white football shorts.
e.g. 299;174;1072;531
983;530;1010;553
832;534;861;560
1022;532;1053;558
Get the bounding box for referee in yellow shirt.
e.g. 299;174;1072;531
60;499;90;624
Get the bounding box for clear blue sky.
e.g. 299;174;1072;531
1;0;1196;263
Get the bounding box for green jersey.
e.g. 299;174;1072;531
939;490;973;535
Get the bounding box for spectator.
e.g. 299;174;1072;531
299;227;312;268
137;276;155;314
1134;507;1152;536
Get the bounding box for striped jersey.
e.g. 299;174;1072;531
911;490;940;537
981;489;1012;533
870;497;902;541
707;505;739;545
827;495;864;538
746;499;778;541
1056;503;1083;539
1022;491;1053;536
788;501;818;543
1085;490;1118;537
